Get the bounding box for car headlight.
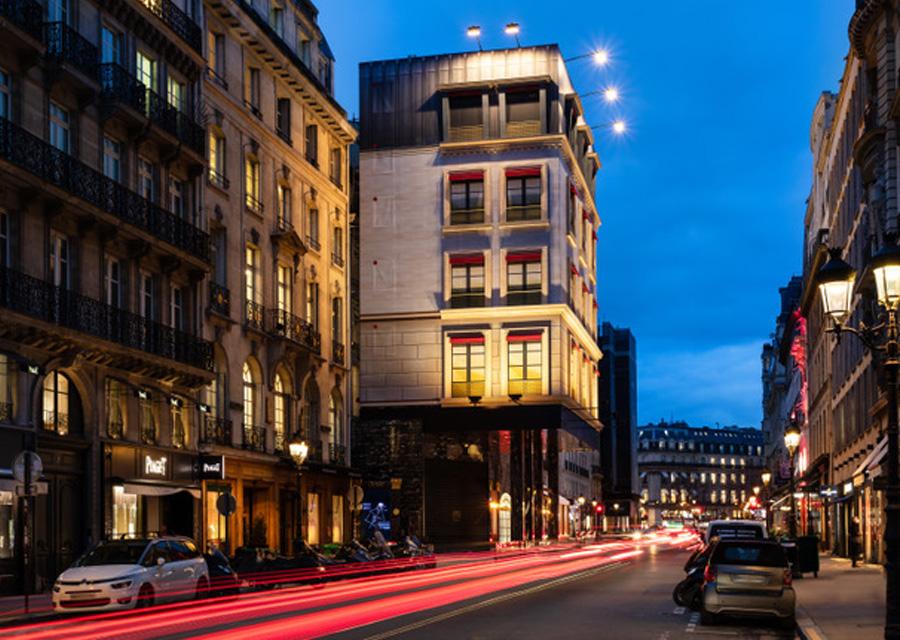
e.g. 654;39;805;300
110;580;133;589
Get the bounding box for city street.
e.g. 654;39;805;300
0;538;796;639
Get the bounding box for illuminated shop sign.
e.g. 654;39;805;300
144;455;167;477
198;455;225;480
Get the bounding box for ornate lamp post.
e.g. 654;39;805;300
288;438;309;554
816;245;900;639
784;420;802;539
577;495;586;535
761;470;772;533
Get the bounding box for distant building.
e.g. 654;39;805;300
598;323;638;528
637;422;765;524
356;45;605;547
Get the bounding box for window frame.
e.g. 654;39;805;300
447;334;487;398
447;171;486;225
448;255;486;309
503;250;543;306
506;332;544;396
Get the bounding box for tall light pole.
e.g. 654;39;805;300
288;438;308;554
761;470;772;533
816;245;900;639
784;420;801;539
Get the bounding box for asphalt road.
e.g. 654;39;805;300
329;546;798;640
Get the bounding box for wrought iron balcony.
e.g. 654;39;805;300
331;252;344;268
208;282;230;317
245;193;263;214
245;300;265;332
268;308;320;353
329;442;345;466
172;420;186;448
306;235;320;252
142;421;157;445
98;64;203;154
0;0;42;42
0;401;11;421
107;419;124;439
44;22;98;79
274;428;286;453
138;0;201;53
332;341;344;365
0;116;210;261
0;266;214;371
207;169;229;191
309;438;323;463
200;415;232;446
242;424;266;452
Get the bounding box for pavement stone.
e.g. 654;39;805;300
793;553;884;640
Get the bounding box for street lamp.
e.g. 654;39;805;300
565;49;609;65
505;23;520;47
816;243;900;639
466;26;483;51
591;121;626;134
784;420;801;539
581;87;619;103
761;470;772;532
578;495;586;535
288;438;309;554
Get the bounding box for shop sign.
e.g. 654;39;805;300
820;485;839;499
144;455;167;477
198;455;225;480
843;481;854;495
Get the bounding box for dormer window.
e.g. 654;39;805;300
505;86;540;137
448;92;483;142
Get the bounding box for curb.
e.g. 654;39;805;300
795;603;828;640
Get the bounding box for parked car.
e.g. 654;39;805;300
699;538;795;627
704;519;768;544
53;536;209;612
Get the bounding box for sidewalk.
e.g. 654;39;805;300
793;553;885;640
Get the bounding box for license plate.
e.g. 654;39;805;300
67;591;101;599
733;574;765;584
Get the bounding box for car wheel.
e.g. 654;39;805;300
136;584;154;609
672;582;686;606
195;577;209;600
699;608;716;626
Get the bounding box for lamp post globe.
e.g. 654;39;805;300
784;421;801;539
289;439;309;467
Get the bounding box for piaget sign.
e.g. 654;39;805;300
144;455;167;477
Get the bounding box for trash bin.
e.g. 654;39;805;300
780;540;800;578
797;535;820;577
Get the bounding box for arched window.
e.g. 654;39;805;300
242;360;262;451
274;371;290;452
42;371;70;435
243;361;255;426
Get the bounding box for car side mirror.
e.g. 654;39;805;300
157;556;166;566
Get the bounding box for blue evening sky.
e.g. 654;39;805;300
318;1;851;430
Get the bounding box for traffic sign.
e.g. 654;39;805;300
12;451;43;484
216;492;237;517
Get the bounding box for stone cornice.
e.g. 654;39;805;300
848;0;884;60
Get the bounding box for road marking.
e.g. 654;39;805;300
359;562;626;639
801;626;823;640
674;606;685;615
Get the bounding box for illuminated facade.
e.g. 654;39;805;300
356;46;604;547
637;421;765;524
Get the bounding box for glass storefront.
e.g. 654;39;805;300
0;490;12;559
332;495;343;543
112;485;139;537
307;492;319;545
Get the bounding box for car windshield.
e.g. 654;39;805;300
709;524;764;539
73;541;148;567
713;543;786;567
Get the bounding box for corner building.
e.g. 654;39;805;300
357;46;604;548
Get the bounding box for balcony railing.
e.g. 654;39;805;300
0;116;210;261
206;66;227;89
200;415;232;446
208;282;230;317
0;0;43;42
44;22;98;78
268;308;321;353
450;292;485;309
507;289;541;306
138;0;201;53
329;442;345;466
207;169;229;191
0;266;214;371
141;421;157;445
245;300;265;332
242;424;266;452
107;419;124;439
331;253;344;268
450;208;485;225
98;64;204;154
332;341;344;365
245;193;263;214
274;428;286;453
0;401;11;421
306;235;320;252
506;205;541;222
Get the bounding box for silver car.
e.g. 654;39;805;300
700;538;795;627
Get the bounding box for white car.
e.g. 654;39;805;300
53;536;209;612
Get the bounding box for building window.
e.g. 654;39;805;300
245;66;260;117
138;157;154;201
170;285;184;331
450;256;485;308
207;31;226;86
0;354;15;422
49;102;70;153
448;92;483;142
245;155;261;213
105;378;126;438
167;77;185;113
508;333;542;395
269;2;284;37
171;399;187;448
245;245;262;327
450;336;485;397
42;371;69;435
139;271;154;321
329;147;342;187
305;123;318;167
49;232;69;289
140;391;156;444
0;212;6;268
169;178;185;219
307;206;319;250
0;68;8;119
505;86;540;137
102;136;120;181
277;184;291;230
273;372;288;452
449;173;484;225
136;51;157;108
332;226;343;266
307;281;318;329
304;378;319;440
105;257;120;307
506;253;541;305
331;296;342;343
242;361;257;427
276;98;291;143
505;168;541;221
208;131;227;188
567;184;577;235
112;486;138;538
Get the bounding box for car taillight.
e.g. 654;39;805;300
783;568;792;586
704;565;716;583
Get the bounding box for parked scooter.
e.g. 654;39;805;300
672;543;712;610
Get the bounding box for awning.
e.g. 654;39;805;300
853;436;887;477
123;483;201;500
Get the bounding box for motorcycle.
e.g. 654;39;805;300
672;543;711;610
